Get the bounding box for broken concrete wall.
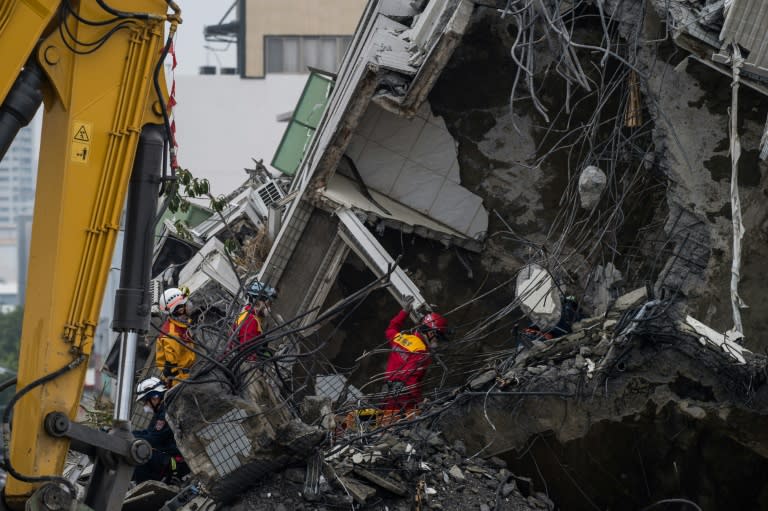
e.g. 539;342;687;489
440;305;768;509
636;18;768;348
166;378;324;502
271;208;341;324
422;2;768;350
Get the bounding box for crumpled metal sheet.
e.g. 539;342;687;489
720;0;768;70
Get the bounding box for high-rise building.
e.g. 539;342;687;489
0;125;35;242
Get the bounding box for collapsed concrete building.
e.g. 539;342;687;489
130;0;768;509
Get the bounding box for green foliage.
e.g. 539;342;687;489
168;168;217;213
223;238;240;255
167;168;233;241
0;307;22;371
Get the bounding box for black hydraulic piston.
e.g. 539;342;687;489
112;124;165;333
0;61;44;160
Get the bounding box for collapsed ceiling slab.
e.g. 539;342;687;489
341;101;488;241
320;172;484;251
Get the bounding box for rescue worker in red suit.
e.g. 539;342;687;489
383;302;449;413
230;281;278;360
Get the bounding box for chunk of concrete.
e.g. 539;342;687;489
336;476;377;504
610;287;648;313
469;369;496;390
165;377;324;502
578;165;607;209
354;467;408;496
449;465;466;481
122;480;179;511
516;264;562;331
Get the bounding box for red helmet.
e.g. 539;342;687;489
421;312;449;335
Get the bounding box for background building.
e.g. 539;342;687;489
203;0;366;78
0;125;35;242
0;122;37;303
174;1;367;193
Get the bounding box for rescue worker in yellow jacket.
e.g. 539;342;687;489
156;287;195;387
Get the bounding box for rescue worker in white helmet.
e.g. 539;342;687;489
132;377;187;483
156;287;195;387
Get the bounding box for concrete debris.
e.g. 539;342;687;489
442;292;767;507
516;264;562;331
353;467;408;496
299;395;336;432
469;369;496;390
577;165;607;209
583;263;623;316
682;315;746;364
218;426;549;511
122;481;180;511
165;378;324;502
448;465;465;481
335;475;376;504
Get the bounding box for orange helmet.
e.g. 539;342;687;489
421;312;449;335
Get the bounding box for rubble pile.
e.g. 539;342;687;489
165;378;325;502
442;290;768;508
224;426;553;511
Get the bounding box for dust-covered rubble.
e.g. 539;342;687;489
223;426;553;511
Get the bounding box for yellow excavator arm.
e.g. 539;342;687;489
0;1;180;509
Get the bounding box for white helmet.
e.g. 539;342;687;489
159;287;187;315
136;376;166;402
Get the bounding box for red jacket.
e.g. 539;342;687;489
384;309;431;388
234;304;263;345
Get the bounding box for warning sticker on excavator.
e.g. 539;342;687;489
73;124;90;142
71;121;92;163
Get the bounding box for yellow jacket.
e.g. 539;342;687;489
156;317;195;385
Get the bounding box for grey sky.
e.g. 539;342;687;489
174;3;238;76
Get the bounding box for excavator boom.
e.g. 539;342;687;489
0;1;179;509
